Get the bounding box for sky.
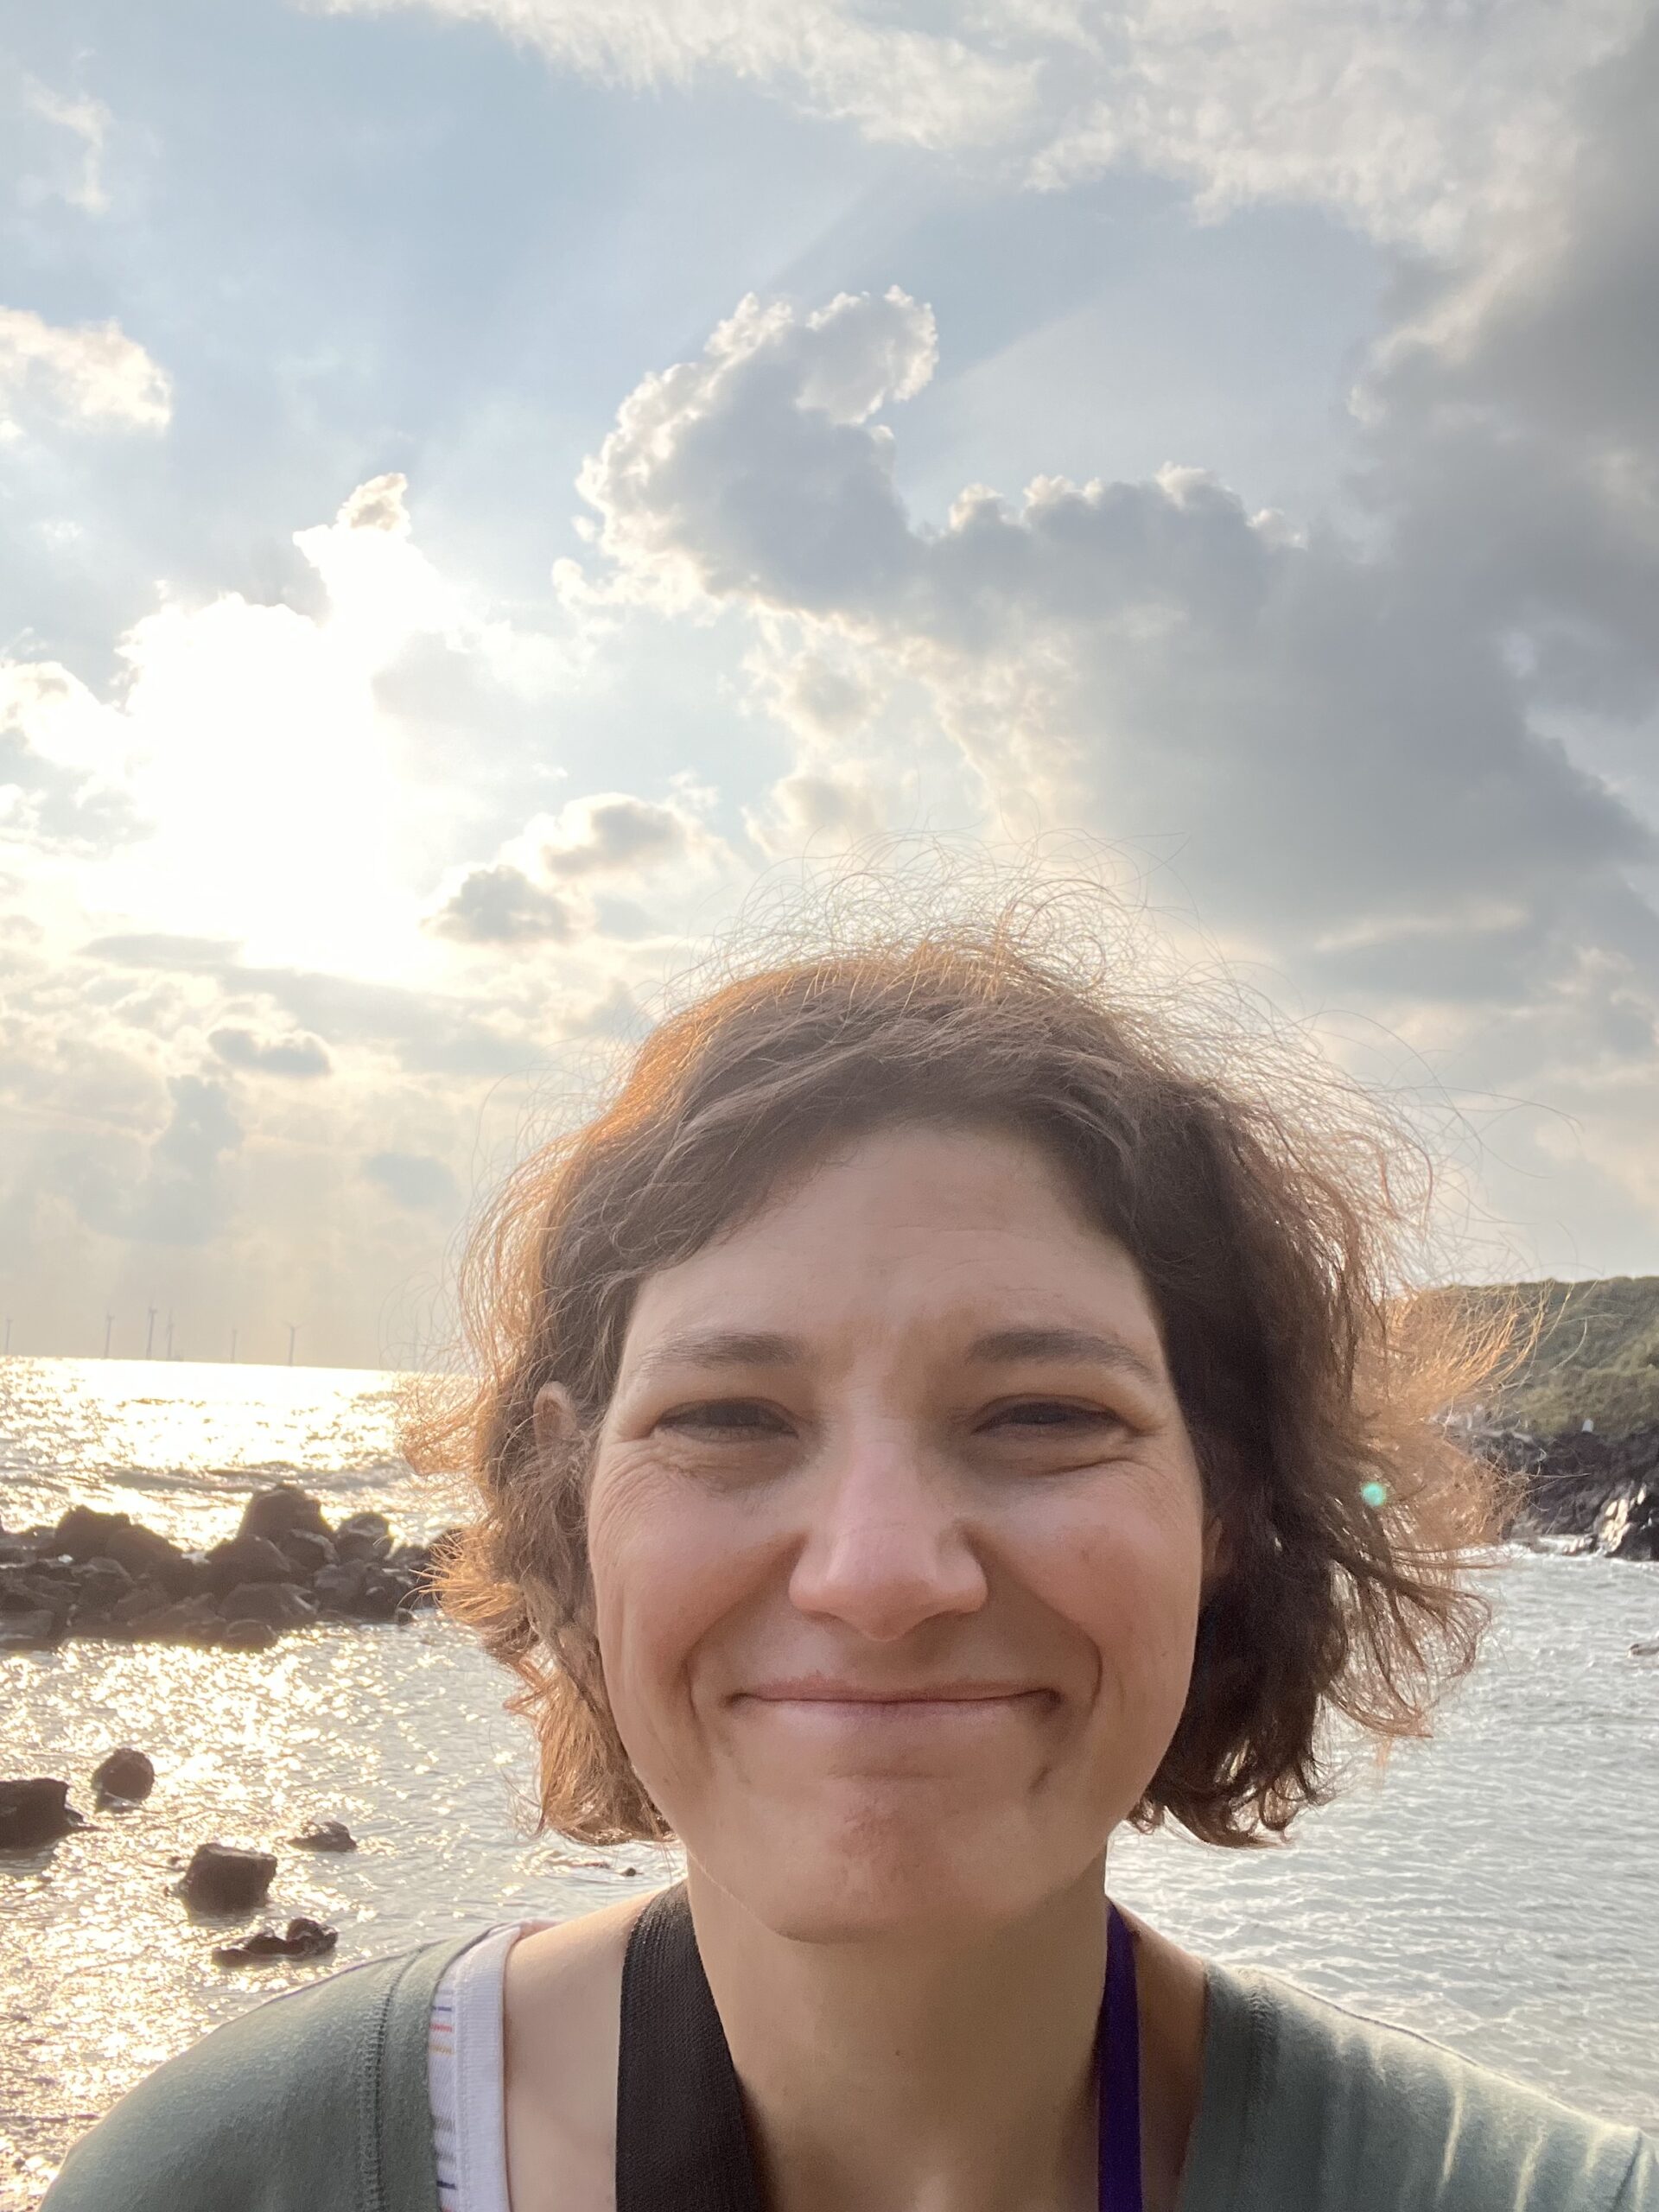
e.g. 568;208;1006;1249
3;0;1657;1368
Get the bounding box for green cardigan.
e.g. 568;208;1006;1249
41;1926;1659;2210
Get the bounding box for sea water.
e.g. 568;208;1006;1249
3;1357;1656;2205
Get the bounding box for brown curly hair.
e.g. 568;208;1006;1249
415;905;1503;1848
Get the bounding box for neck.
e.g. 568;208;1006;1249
686;1861;1112;2212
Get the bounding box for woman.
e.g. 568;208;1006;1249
46;925;1658;2210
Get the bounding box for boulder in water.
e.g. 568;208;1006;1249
289;1818;357;1853
204;1533;293;1595
110;1580;173;1628
178;1841;277;1912
0;1778;86;1848
278;1529;335;1577
131;1593;224;1644
219;1617;279;1652
220;1580;317;1630
49;1508;198;1594
92;1747;156;1802
237;1486;331;1547
212;1916;337;1964
1;1564;73;1637
70;1557;137;1623
0;1604;60;1650
332;1512;392;1565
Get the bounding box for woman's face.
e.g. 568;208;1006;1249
580;1123;1217;1942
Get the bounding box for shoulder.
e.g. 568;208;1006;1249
1193;1961;1658;2212
502;1892;652;2212
43;1933;479;2212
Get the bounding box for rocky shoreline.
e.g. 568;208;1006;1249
1483;1421;1659;1558
0;1484;458;1653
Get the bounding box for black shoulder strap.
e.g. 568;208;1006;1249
616;1881;766;2212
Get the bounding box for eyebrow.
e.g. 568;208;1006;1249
963;1327;1166;1394
626;1328;804;1382
626;1324;1166;1394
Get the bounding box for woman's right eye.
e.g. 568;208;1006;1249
656;1399;791;1437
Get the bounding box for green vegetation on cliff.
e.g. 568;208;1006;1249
1421;1276;1659;1437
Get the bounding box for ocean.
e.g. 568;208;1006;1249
3;1357;1656;2206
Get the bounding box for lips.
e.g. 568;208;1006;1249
733;1678;1055;1714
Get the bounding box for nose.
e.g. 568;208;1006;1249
786;1425;989;1641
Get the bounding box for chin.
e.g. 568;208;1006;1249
702;1794;1075;1947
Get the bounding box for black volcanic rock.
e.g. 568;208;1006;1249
220;1580;317;1630
277;1529;335;1577
332;1511;392;1565
110;1580;173;1628
0;1778;85;1848
16;1499;454;1647
238;1486;331;1548
49;1508;198;1593
1477;1423;1659;1555
2;1564;74;1634
178;1842;277;1913
0;1606;59;1650
1596;1479;1659;1561
92;1747;156;1802
289;1818;357;1853
70;1557;137;1621
204;1533;293;1595
131;1593;224;1644
219;1617;279;1652
212;1916;337;1964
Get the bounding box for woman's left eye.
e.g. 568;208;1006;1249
982;1401;1121;1433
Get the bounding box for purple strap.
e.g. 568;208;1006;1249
1098;1902;1143;2212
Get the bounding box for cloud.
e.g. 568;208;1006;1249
1;661;143;852
575;289;934;615
538;791;709;878
330;0;1648;250
22;78;111;215
324;0;1035;155
424;861;578;944
67;1074;243;1247
569;283;1659;1046
363;1148;460;1212
425;786;736;950
0;307;172;435
81;931;535;1077
1354;19;1659;722
209;1026;334;1077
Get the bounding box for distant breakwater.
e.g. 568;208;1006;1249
0;1484;457;1654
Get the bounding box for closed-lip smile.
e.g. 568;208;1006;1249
734;1678;1053;1710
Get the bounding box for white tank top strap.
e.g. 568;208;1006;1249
429;1923;530;2212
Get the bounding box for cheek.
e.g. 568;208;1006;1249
1035;1480;1207;1709
586;1460;768;1754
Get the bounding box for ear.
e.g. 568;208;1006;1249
532;1381;582;1461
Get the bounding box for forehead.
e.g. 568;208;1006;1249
620;1121;1166;1361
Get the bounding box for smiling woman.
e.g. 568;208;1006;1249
42;909;1659;2212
